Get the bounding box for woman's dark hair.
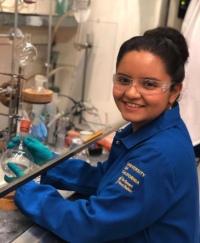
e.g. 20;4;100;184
116;27;189;106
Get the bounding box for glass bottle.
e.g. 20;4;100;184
1;119;34;178
55;117;68;154
14;33;38;67
33;75;47;93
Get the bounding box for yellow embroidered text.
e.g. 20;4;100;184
122;170;140;185
116;176;133;193
127;163;146;177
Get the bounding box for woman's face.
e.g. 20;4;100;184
113;51;181;131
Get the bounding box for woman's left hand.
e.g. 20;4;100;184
4;162;25;183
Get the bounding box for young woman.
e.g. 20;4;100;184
6;27;199;243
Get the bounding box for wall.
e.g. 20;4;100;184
139;0;169;35
167;0;183;30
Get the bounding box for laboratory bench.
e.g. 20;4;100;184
0;153;109;243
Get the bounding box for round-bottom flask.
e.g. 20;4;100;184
1;144;34;177
0;120;34;178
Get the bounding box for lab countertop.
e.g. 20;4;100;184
0;209;33;243
0;153;109;243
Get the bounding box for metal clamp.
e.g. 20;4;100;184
0;72;26;80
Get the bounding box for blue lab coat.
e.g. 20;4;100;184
14;105;199;243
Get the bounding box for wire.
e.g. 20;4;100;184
58;94;77;104
81;117;106;127
57;95;99;118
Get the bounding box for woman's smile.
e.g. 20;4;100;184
123;101;145;108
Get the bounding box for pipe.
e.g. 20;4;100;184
8;0;18;143
0;113;8;117
0;34;23;38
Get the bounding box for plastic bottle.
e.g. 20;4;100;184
31;104;47;142
1;120;34;177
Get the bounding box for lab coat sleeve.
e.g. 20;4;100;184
40;152;109;195
14;147;175;243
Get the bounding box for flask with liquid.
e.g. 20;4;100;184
1;119;34;177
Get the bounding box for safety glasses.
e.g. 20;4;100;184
113;74;174;96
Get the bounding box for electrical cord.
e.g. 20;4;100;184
58;94;95;116
58;94;77;105
57;94;103;127
81;117;106;127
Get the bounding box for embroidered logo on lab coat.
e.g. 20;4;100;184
116;162;146;193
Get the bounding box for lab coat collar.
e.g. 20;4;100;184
118;105;181;149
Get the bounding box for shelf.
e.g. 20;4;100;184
0;12;78;27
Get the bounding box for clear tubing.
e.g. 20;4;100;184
47;66;74;78
51;9;77;45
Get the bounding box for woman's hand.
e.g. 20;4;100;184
8;136;53;166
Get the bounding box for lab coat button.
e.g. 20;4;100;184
116;140;120;145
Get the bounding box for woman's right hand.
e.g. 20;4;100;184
7;136;53;166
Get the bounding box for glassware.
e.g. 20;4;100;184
34;75;47;92
71;137;90;163
14;33;38;67
1;119;34;178
23;75;53;104
55;117;69;154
